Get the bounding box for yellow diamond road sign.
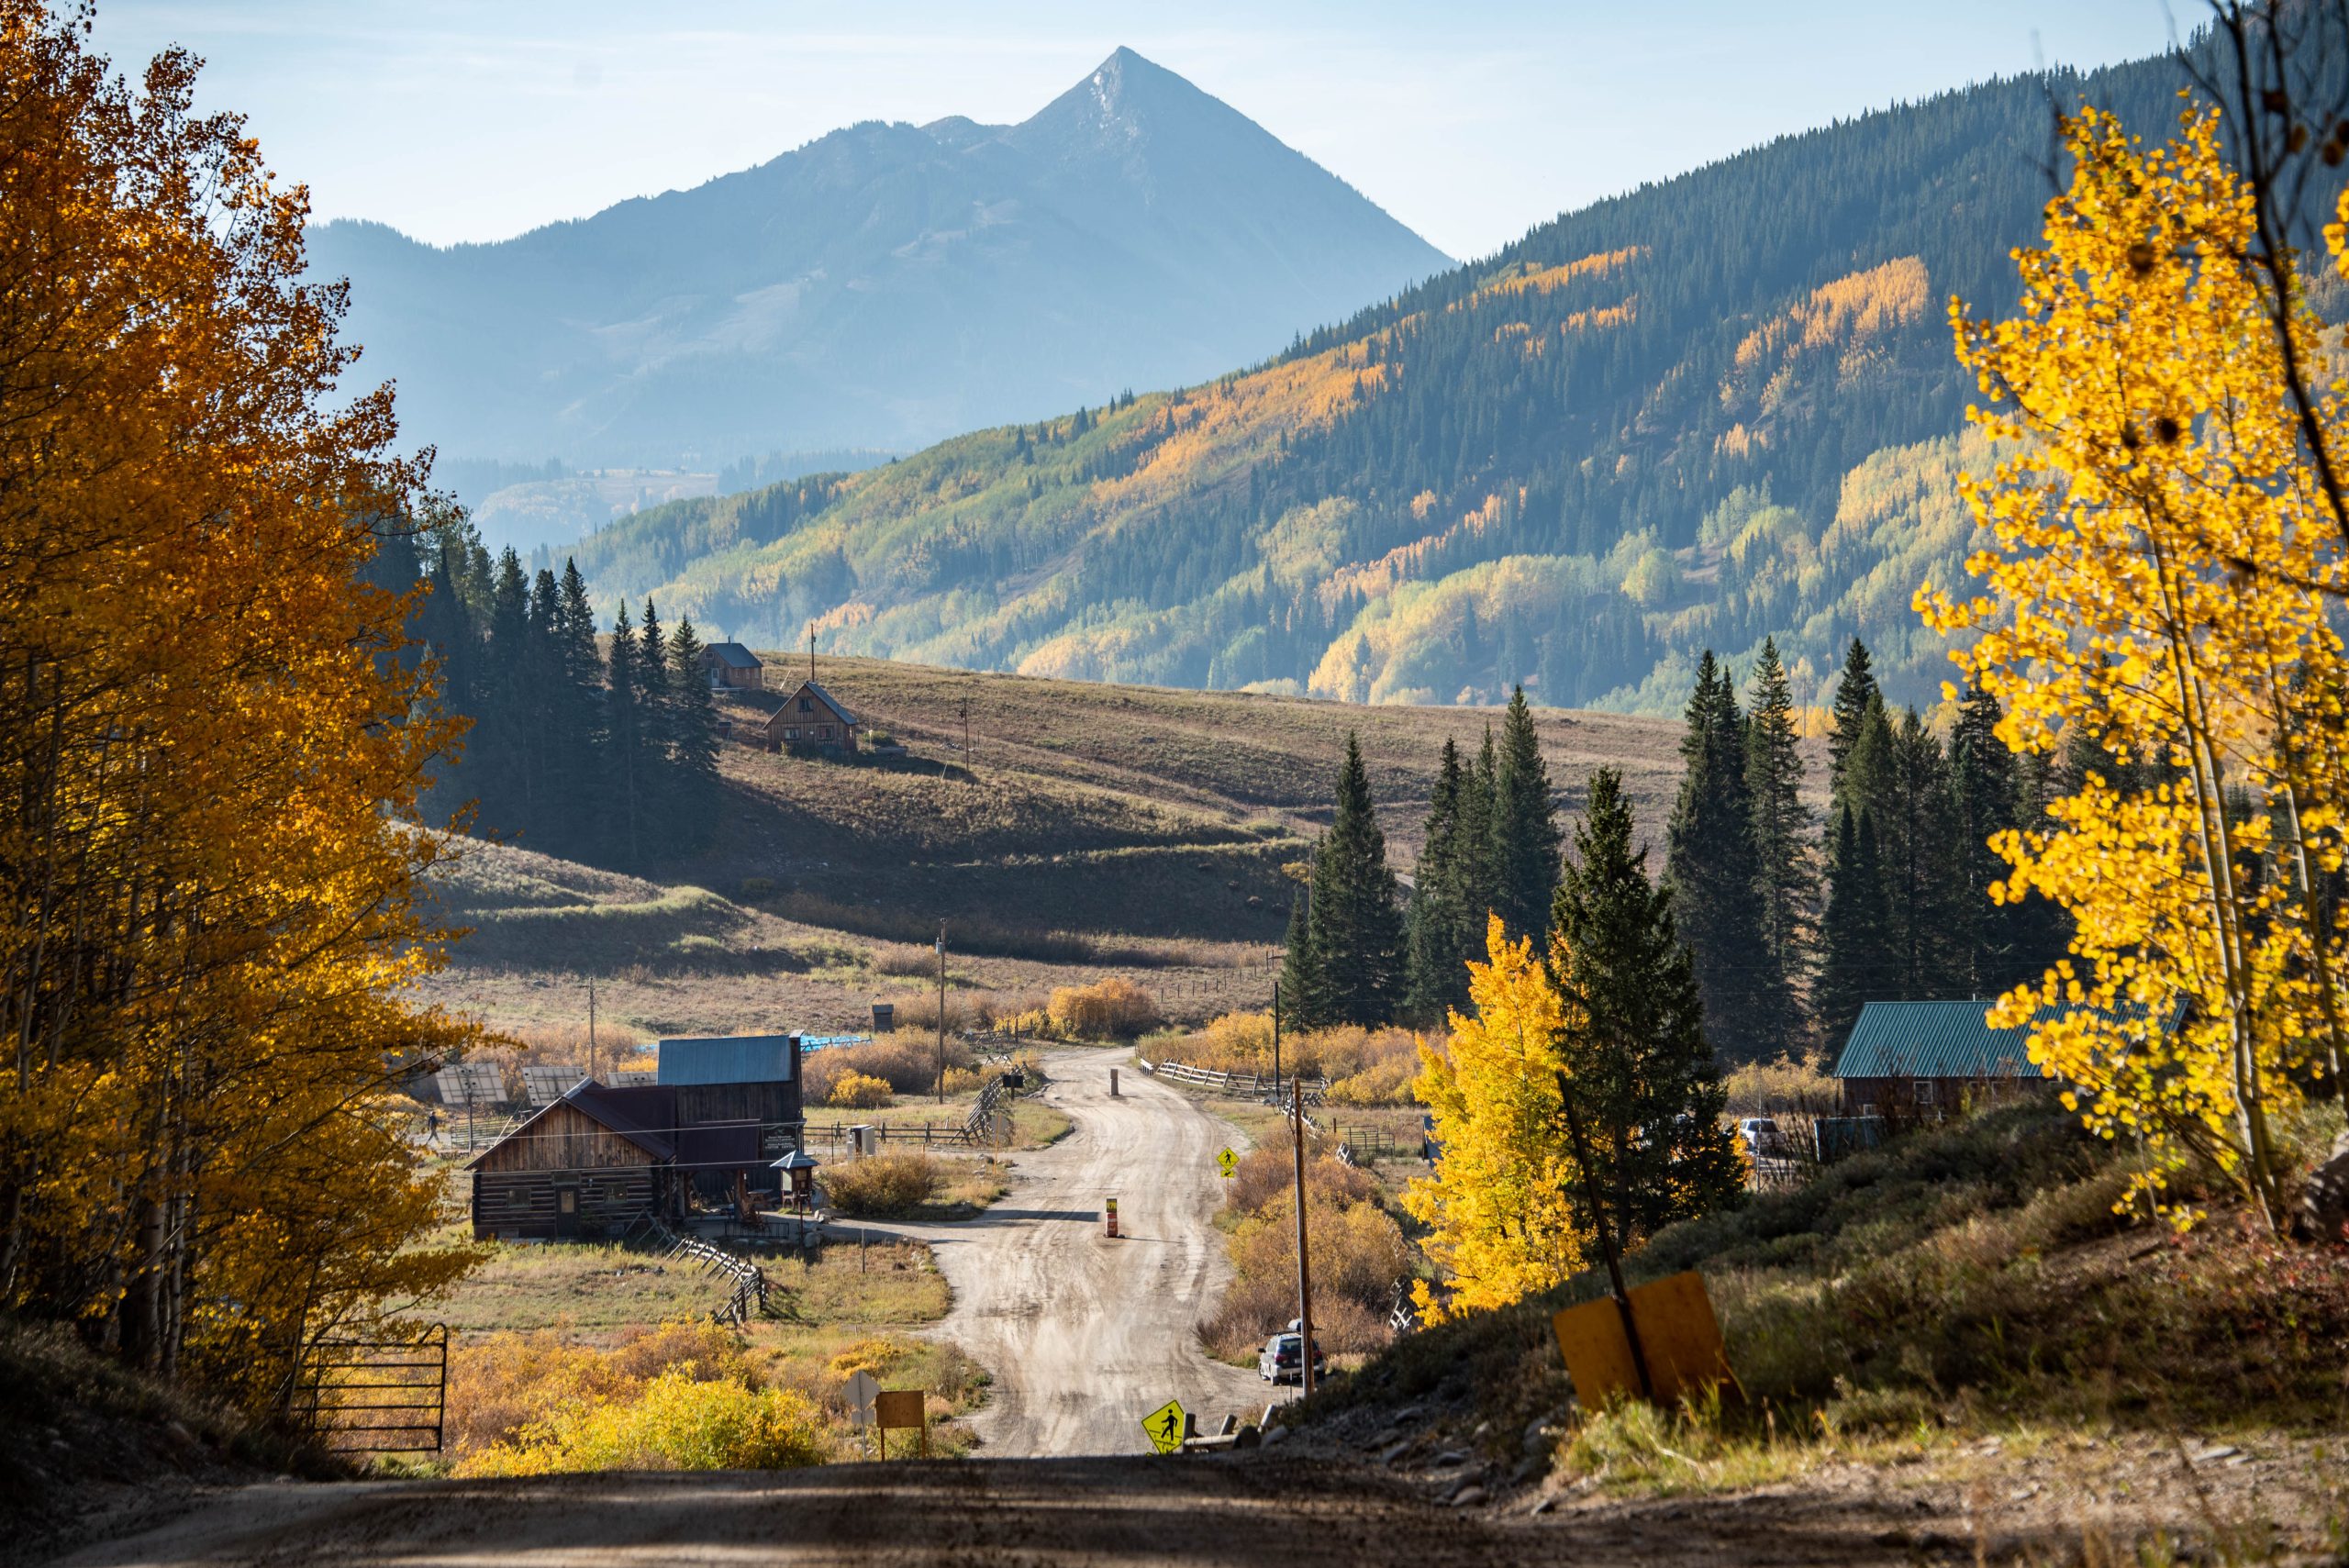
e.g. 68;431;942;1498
1216;1147;1238;1179
1142;1398;1186;1454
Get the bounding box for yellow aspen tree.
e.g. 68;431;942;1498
0;2;483;1396
1404;917;1589;1319
1922;103;2349;1231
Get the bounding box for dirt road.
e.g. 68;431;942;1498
862;1045;1274;1455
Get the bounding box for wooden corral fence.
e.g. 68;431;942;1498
1136;1058;1329;1106
287;1323;449;1455
1327;1125;1409;1164
805;1078;1018;1151
635;1214;770;1325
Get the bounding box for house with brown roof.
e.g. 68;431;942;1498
761;677;860;754
701;641;764;691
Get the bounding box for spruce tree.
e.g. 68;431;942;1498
477;548;533;833
1549;767;1743;1243
548;560;606;861
1279;889;1330;1031
1879;707;1967;999
606;600;644;867
1948;679;2051;995
1742;637;1813;1051
1304;734;1407;1026
1405;737;1475;1023
663;617;724;854
1827;637;1880;811
1664;652;1782;1061
1817;804;1892;1046
1459;724;1499;921
1491;685;1562;941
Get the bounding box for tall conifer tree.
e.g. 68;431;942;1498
1304;734;1406;1026
1550;769;1744;1242
1827;637;1881;812
1665;652;1782;1060
1742;637;1813;1051
1406;738;1476;1022
1491;685;1562;940
663;617;724;854
1279;890;1330;1032
1817;803;1892;1045
606;601;644;867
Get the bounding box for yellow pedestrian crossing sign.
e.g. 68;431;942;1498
1142;1397;1187;1453
1216;1147;1238;1179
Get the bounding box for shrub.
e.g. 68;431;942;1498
828;1071;895;1109
822;1151;945;1218
1048;976;1160;1039
939;1065;985;1095
1721;1051;1839;1114
444;1321;749;1461
459;1368;826;1474
1152;1017;1419;1101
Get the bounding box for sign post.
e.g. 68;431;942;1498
874;1388;929;1459
1142;1398;1187;1454
1104;1196;1119;1239
845;1369;881;1456
1216;1148;1238;1181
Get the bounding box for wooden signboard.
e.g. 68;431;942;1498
874;1388;929;1458
1551;1269;1732;1408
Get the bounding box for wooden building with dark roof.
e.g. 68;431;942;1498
465;1035;807;1240
760;677;860;754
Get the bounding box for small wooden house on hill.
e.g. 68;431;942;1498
760;678;860;754
466;1034;807;1240
702;641;764;690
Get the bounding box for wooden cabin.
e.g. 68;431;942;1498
465;1035;807;1240
702;641;764;691
761;678;860;754
467;1086;678;1241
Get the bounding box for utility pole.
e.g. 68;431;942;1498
935;926;948;1104
1291;1075;1317;1398
807;623;816;683
587;977;597;1082
1272;979;1282;1097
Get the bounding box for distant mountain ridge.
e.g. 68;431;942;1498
314;48;1451;469
562;47;2245;718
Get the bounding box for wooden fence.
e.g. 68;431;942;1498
1137;1058;1328;1105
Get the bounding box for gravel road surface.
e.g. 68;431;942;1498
855;1044;1276;1454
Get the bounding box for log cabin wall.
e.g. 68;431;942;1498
470;1101;662;1173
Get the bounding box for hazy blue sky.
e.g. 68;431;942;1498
89;1;2183;261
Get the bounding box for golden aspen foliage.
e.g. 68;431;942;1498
1922;103;2349;1232
0;3;483;1398
1403;917;1590;1320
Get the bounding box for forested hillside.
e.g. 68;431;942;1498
566;48;2241;716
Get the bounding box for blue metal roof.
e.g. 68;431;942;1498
1831;1001;2048;1080
656;1034;796;1085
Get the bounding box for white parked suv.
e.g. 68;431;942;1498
1257;1330;1326;1385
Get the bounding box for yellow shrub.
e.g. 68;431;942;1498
828;1071;895;1109
1048;977;1160;1039
825;1337;907;1382
458;1367;826;1474
443;1320;751;1462
939;1066;985;1095
821;1151;944;1218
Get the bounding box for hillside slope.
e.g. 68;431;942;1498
417;657;1687;1038
569;50;2231;716
312;49;1449;470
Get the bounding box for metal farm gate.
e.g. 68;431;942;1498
289;1322;449;1455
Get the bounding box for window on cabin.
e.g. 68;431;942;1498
819;725;832;740
785;728;798;740
799;696;813;712
1913;1079;1937;1105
